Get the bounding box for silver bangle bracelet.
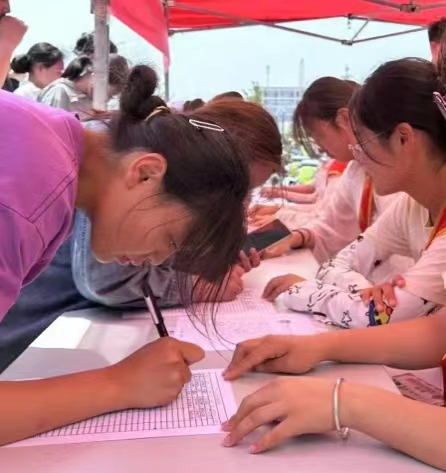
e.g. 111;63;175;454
333;377;350;441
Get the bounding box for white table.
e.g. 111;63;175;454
0;250;438;472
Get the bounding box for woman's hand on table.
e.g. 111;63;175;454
262;274;306;301
360;274;406;312
223;335;326;381
108;338;204;409
222;377;338;454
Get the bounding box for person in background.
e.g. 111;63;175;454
249;159;346;229
428;17;446;67
250;79;357;230
12;42;63;100
0;64;251;446
211;90;244;102
38;55;93;118
262;58;446;331
39;54;129;120
183;98;205;112
74;31;118;57
0;94;282;373
222;60;446;466
0;0;27;89
257;77;408;273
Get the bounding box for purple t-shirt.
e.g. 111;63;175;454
0;90;84;320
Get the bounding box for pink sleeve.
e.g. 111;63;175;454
0;206;43;321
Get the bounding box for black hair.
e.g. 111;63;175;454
74;32;118;56
10;43;63;74
183;98;205;112
349;58;446;162
111;65;250;313
428;18;446;43
108;54;130;93
62;56;93;81
62;54;130;90
293;77;360;157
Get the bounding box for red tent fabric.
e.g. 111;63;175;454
167;0;446;29
110;0;446;68
110;0;170;67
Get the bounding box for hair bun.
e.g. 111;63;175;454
119;65;167;121
10;54;31;74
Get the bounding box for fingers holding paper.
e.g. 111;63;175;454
223;335;324;381
222;377;335;454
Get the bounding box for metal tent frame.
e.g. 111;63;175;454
92;0;445;103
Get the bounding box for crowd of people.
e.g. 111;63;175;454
2;0;446;469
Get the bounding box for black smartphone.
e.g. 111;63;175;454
243;219;292;253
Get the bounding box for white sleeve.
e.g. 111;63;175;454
315;195;411;291
281;281;438;329
403;235;446;306
281;195;439;329
303;167;360;263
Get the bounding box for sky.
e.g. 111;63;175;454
11;0;431;101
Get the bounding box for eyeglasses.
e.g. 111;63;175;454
348;132;387;163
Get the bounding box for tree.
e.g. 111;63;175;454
243;81;263;104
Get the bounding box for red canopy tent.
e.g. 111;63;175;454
103;0;446;100
167;0;446;30
112;0;446;50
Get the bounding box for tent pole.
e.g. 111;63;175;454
350;25;425;43
172;3;344;43
349;19;370;42
164;0;170;102
91;0;110;111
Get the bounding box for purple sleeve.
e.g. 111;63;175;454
0;206;44;321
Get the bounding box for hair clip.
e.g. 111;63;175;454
188;119;225;132
145;106;170;122
433;92;446;121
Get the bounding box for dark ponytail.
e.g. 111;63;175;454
74;32;118;57
62;56;93;81
350;58;446;159
118;65;166;122
110;65;250;313
10;54;31;74
10;42;63;74
293;77;360;157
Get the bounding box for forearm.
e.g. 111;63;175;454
319;312;446;369
286;184;315;194
285;192;317;204
344;383;446;470
0;367;122;446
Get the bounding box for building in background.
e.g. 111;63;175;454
260;85;303;131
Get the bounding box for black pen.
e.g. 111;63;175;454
142;282;169;338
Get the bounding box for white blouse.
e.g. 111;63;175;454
276;170;342;229
303;160;400;263
281;193;446;328
14;81;41;101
